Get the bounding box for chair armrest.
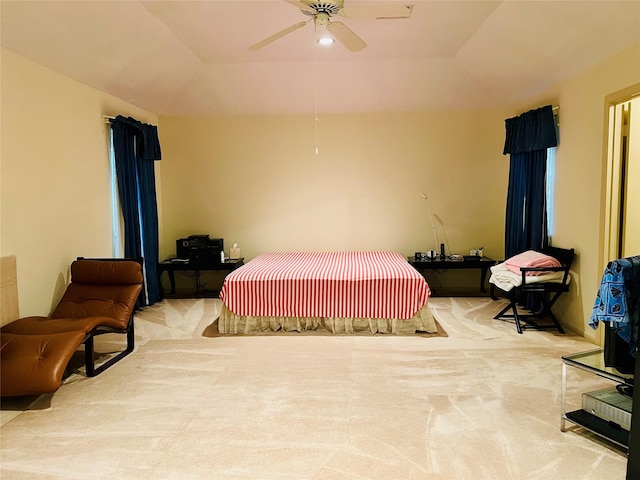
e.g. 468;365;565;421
520;265;571;284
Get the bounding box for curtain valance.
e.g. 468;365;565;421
503;105;557;155
112;115;162;161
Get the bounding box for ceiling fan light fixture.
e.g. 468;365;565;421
252;0;412;52
317;35;334;46
315;14;334;46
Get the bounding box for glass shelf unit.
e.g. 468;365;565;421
561;348;633;449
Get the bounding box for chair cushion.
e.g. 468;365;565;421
70;259;143;285
0;330;86;396
489;263;569;292
50;284;142;327
47;260;143;326
1;315;125;335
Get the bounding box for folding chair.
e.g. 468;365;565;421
490;246;574;334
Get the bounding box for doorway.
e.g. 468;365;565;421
603;87;640;261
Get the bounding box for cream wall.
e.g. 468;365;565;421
158;42;640;336
158;110;509;291
3;39;639;338
512;42;640;340
0;48;158;319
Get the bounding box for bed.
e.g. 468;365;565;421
217;251;437;334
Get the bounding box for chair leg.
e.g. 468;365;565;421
492;286;566;334
84;335;95;377
509;296;523;334
512;292;565;334
545;309;565;334
125;319;135;356
84;319;135;377
493;303;512;319
493;294;524;334
540;292;566;333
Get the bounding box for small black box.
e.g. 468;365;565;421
176;238;190;259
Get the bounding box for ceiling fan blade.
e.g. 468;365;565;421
339;4;413;19
326;21;367;52
283;0;316;15
248;20;310;51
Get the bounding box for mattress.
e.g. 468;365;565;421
218;251;435;334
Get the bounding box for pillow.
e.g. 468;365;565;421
504;250;561;276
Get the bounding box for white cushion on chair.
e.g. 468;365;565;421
489;262;569;292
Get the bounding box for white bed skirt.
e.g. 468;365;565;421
217;303;437;335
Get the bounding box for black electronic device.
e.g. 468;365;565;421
176;238;190;259
187;234;210;248
604;323;636;374
176;235;224;263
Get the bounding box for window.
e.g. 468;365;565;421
546;109;559;243
108;128;123;257
546;146;556;241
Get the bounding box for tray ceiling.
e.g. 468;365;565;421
1;0;639;115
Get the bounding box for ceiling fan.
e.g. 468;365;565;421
248;0;413;52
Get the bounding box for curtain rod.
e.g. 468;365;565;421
104;109;560;122
102;115;159;126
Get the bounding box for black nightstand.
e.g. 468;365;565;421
157;258;244;298
408;256;496;293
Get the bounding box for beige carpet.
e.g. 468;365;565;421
0;297;628;479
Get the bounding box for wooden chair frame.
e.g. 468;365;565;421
77;257;143;377
83;315;136;377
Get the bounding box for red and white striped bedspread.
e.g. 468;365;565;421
219;251;430;319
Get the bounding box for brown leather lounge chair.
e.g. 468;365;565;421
0;258;143;397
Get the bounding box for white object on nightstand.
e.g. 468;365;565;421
230;243;241;260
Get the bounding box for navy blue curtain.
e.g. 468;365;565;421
503;105;557;259
504;149;548;258
111;116;162;308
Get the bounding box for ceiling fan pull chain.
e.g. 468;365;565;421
315;116;320;156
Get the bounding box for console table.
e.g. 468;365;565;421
157;258;244;298
408;256;496;293
561;348;632;449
